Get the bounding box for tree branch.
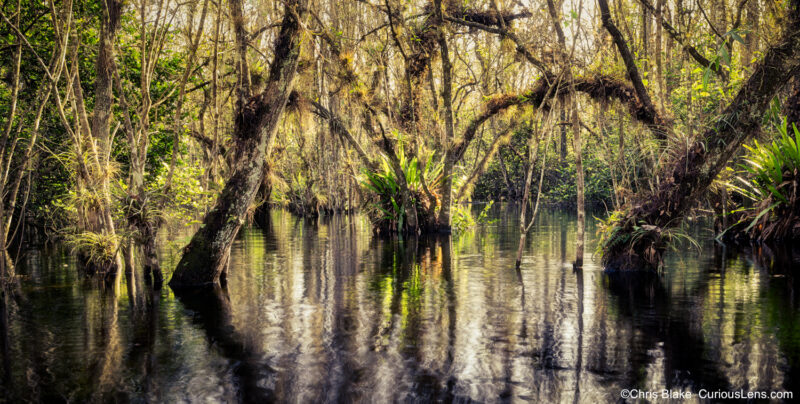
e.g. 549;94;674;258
598;0;668;139
636;0;727;80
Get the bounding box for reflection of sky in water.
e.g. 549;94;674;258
1;206;799;402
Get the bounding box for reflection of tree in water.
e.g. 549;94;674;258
606;240;800;398
126;275;164;401
603;265;736;395
88;272;125;403
175;286;276;402
8;209;800;402
1;288;12;394
359;235;460;401
722;243;800;395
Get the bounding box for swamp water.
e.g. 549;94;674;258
1;206;799;402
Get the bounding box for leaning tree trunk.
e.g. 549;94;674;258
602;0;800;271
169;0;306;289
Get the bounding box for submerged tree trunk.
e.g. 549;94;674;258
169;0;307;289
602;0;800;271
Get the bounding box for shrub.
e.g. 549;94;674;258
726;120;800;241
359;149;442;232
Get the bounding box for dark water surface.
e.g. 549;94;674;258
2;206;799;402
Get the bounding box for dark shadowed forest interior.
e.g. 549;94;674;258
1;0;800;401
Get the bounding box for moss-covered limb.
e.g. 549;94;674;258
449;74;667;166
397;3;533;128
169;0;307;289
601;0;800;271
444;10;550;75
446;6;531;27
446;4;665;136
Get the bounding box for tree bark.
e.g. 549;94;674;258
602;0;800;271
435;0;456;232
81;0;124;276
169;0;307;289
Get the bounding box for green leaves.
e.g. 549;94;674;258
358;146;444;231
732;119;800;236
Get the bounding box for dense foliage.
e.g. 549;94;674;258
0;0;797;281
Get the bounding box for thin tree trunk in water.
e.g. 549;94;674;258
169;0;307;289
515;133;540;269
546;0;584;268
515;124;549;269
123;241;135;287
113;3;170;284
602;0;800;271
572;98;585;269
435;0;455;232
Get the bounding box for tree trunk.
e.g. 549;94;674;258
655;0;665;110
740;0;759;67
436;0;456;233
602;0;800;271
560;109;567;163
572;98;585;269
81;0;124;276
515;123;548;269
169;0;307;289
0;0;21;281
